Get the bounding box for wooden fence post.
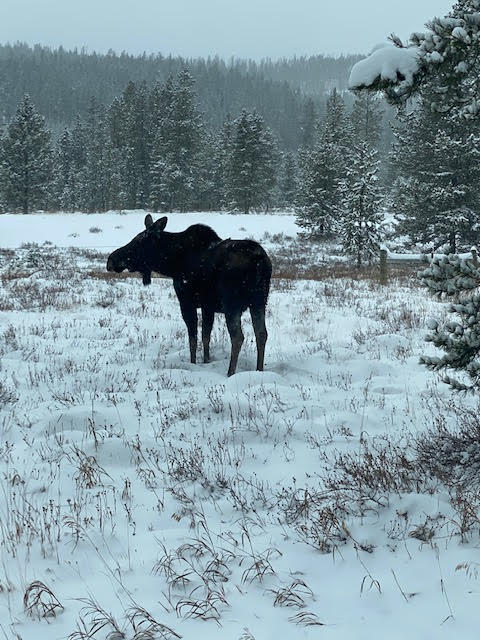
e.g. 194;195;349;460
472;247;478;268
379;248;388;285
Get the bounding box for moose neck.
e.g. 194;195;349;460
151;227;221;279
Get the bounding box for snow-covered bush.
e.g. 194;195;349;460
350;1;480;119
420;254;480;392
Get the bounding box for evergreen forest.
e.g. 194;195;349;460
1;38;480;264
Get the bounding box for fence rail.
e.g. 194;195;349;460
379;247;479;284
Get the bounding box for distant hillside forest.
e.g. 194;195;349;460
0;42;402;258
0;43;361;147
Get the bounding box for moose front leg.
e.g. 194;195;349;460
179;301;198;364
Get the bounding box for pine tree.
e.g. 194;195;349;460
278;151;298;209
321;88;351;146
109;82;151;209
295;142;343;236
52;129;76;211
391;95;480;252
295;89;351;235
420;255;480;392
226;109;278;214
300;97;318;148
1;94;52;213
194;131;225;210
339;143;383;266
77;101;122;212
352;1;480;119
149;70;204;211
350;92;383;148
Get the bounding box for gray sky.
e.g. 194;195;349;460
1;0;454;59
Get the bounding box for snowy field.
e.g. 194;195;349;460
0;211;299;249
0;212;478;639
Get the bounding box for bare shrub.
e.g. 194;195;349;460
325;435;420;499
278;433;425;552
205;384;225;414
288;611;325;627
127;606;181;639
165;441;206;485
70;446;112;488
2;325;18;352
69;597;124;640
0;377;18;405
175;590;227;623
23;581;64;619
277;488;349;553
416;405;480;489
270;579;314;609
12;243;78;278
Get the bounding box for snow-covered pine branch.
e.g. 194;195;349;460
349;1;480;118
421;252;480;392
420;253;480;296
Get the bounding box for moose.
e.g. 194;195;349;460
106;215;272;376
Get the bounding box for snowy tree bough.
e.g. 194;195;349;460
420;253;480;392
349;1;480;118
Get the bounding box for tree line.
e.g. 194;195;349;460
2;36;480;266
0;69;388;264
0;71;281;215
0;43;361;149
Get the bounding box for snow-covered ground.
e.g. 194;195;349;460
0;210;298;249
0;212;478;639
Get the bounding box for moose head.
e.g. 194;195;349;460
106;214;167;285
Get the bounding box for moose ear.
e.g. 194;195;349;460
145;214;154;228
154;216;168;232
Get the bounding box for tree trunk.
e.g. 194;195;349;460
449;231;456;254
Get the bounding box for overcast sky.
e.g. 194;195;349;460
1;0;454;59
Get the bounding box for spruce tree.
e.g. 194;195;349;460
278;151;298;209
109;82;150;209
295;143;343;236
149;70;204;211
0;134;6;212
391;95;480;252
77;101;122;212
300;97;318;148
295;89;351;235
226;109;277;214
420;255;480;392
52;129;76;211
321;88;351;146
1;94;52;213
351;92;383;149
214;115;234;209
339;142;383;266
350;1;480;393
351;1;480;119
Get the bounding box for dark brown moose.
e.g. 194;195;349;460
106;215;272;376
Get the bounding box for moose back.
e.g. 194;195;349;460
106;215;272;376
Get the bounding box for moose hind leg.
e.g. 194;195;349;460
179;302;198;364
225;311;244;376
201;307;215;363
250;306;268;371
